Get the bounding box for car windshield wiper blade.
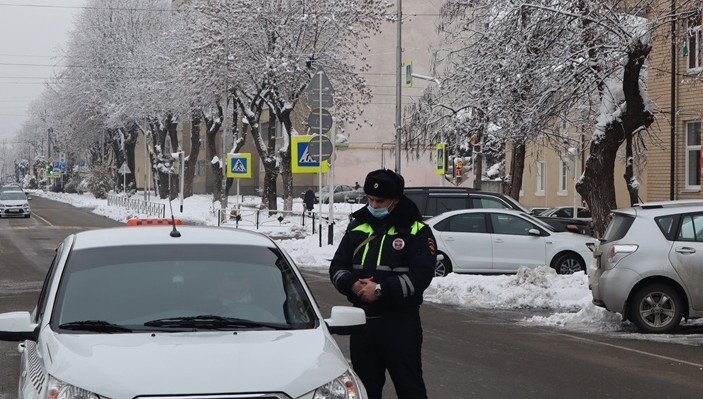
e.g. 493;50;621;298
59;320;133;333
143;315;291;330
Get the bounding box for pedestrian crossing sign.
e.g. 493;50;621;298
226;153;252;179
292;136;329;174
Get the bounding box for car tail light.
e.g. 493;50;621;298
606;244;638;269
566;224;579;233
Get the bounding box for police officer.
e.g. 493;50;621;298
329;169;436;399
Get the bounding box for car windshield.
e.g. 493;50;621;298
0;192;26;201
52;244;317;332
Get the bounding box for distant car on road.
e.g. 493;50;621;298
589;200;703;333
0;190;31;218
427;208;596;276
0;226;366;398
0;183;24;194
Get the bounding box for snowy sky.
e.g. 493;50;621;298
0;0;87;141
29;189;703;346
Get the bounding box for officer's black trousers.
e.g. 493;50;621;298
350;310;427;399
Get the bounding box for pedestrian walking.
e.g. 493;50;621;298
329;169;436;399
303;188;316;212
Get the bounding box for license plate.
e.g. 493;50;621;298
8;209;20;213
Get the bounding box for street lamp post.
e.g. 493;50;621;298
394;0;402;174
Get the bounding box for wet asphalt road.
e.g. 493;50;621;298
1;196;703;398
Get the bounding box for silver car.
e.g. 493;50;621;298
428;209;596;276
589;200;703;333
0;190;31;218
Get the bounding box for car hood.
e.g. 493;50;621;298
0;200;27;206
44;327;348;398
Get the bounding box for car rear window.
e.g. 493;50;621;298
602;214;635;242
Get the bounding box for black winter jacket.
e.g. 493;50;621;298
329;196;437;316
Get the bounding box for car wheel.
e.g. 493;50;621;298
435;252;452;277
629;283;683;334
552;253;584;274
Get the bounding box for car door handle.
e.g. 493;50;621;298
494;238;504;243
675;247;696;255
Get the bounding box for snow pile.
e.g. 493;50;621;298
521;302;624;332
424;266;591;310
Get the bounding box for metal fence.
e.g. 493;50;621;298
107;194;166;219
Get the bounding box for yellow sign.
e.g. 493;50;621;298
226;153;252;179
435;143;446;175
291;136;329;174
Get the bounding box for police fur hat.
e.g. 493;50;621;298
363;169;404;199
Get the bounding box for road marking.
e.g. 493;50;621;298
32;212;53;226
553;331;703;368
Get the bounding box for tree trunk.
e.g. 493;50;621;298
223;104;245;202
473;131;484;190
204;104;224;207
624;134;639;206
151;116;179;200
278;109;294;211
577;129;620;237
183;110;201;198
263;112;279;213
577;41;653;237
507;141;525;200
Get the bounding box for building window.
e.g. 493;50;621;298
687;14;702;71
686;121;701;188
536;161;545;196
558;160;569;195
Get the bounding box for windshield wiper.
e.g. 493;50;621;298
59;320;133;333
143;315;291;330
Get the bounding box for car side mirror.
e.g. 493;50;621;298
325;306;365;335
528;228;542;236
0;312;39;342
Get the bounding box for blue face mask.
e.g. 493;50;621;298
367;204;390;219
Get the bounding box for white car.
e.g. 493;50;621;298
0;190;31;218
0;226;367;399
427;209;597;275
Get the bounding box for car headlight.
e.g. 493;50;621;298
312;370;366;399
46;375;108;399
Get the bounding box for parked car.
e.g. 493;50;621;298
529;207;550;216
535;206;593;236
540;206;592;220
427;208;597;276
0;226;367;398
0;190;31;218
404;186;529;217
404;187;592;235
589;200;703;333
343;188;367;204
299;185;358;204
